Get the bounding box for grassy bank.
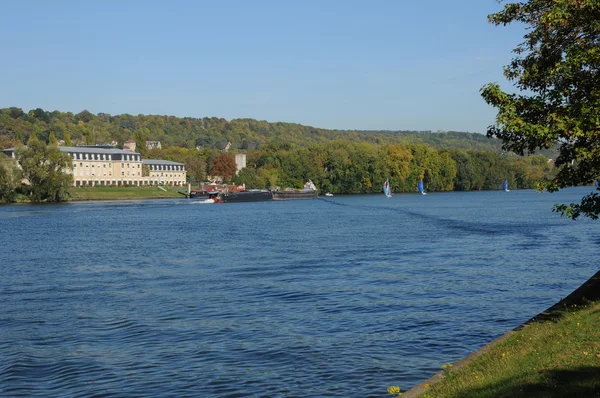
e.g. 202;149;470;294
69;186;185;200
404;300;600;398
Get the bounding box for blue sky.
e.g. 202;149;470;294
0;0;525;133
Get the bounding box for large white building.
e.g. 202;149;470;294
2;145;187;187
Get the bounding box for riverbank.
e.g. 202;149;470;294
68;186;184;201
402;270;600;398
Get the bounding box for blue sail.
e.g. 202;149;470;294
418;180;424;194
595;180;599;188
503;180;508;191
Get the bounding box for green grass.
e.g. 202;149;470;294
69;186;184;200
411;301;600;398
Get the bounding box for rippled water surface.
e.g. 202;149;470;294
1;187;598;397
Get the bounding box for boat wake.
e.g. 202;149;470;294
191;199;215;204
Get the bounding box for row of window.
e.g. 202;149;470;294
72;162;184;173
71;173;184;179
75;180;186;186
148;164;184;171
74;163;112;168
69;153;141;162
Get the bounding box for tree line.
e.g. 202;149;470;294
219;141;554;194
0;107;558;157
1;138;555;203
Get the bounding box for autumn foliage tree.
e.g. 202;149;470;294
481;0;600;219
210;153;237;181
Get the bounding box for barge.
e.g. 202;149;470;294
272;180;318;200
217;189;273;203
189;189;220;200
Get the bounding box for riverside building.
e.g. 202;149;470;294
2;145;187;187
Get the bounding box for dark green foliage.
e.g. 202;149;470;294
233;167;265;189
16;140;73;202
0;153;21;202
481;0;600;219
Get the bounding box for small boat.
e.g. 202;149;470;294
503;179;510;192
325;192;333;197
418;179;427;195
383;178;392;198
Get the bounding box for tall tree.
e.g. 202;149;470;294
481;0;600;219
64;131;72;146
135;130;148;158
210;153;237;181
16;141;73;202
0;153;21;202
48;131;58;145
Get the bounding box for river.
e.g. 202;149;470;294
1;187;598;397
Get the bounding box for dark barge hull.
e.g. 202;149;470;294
219;190;273;203
189;190;220;200
272;190;318;200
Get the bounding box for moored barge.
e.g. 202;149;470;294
217;189;273;203
189;189;220;200
272;180;318;200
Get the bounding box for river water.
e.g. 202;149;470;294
1;187;598;397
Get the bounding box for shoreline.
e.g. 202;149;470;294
402;269;600;397
68;195;183;202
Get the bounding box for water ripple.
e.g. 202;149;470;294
0;188;597;396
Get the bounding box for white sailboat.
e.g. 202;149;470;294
383;179;392;198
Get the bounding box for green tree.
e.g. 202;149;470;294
48;131;58;145
481;0;600;219
16;141;73;202
0;153;21;202
64;131;72;146
185;152;208;183
135;130;148;158
233;167;265;189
